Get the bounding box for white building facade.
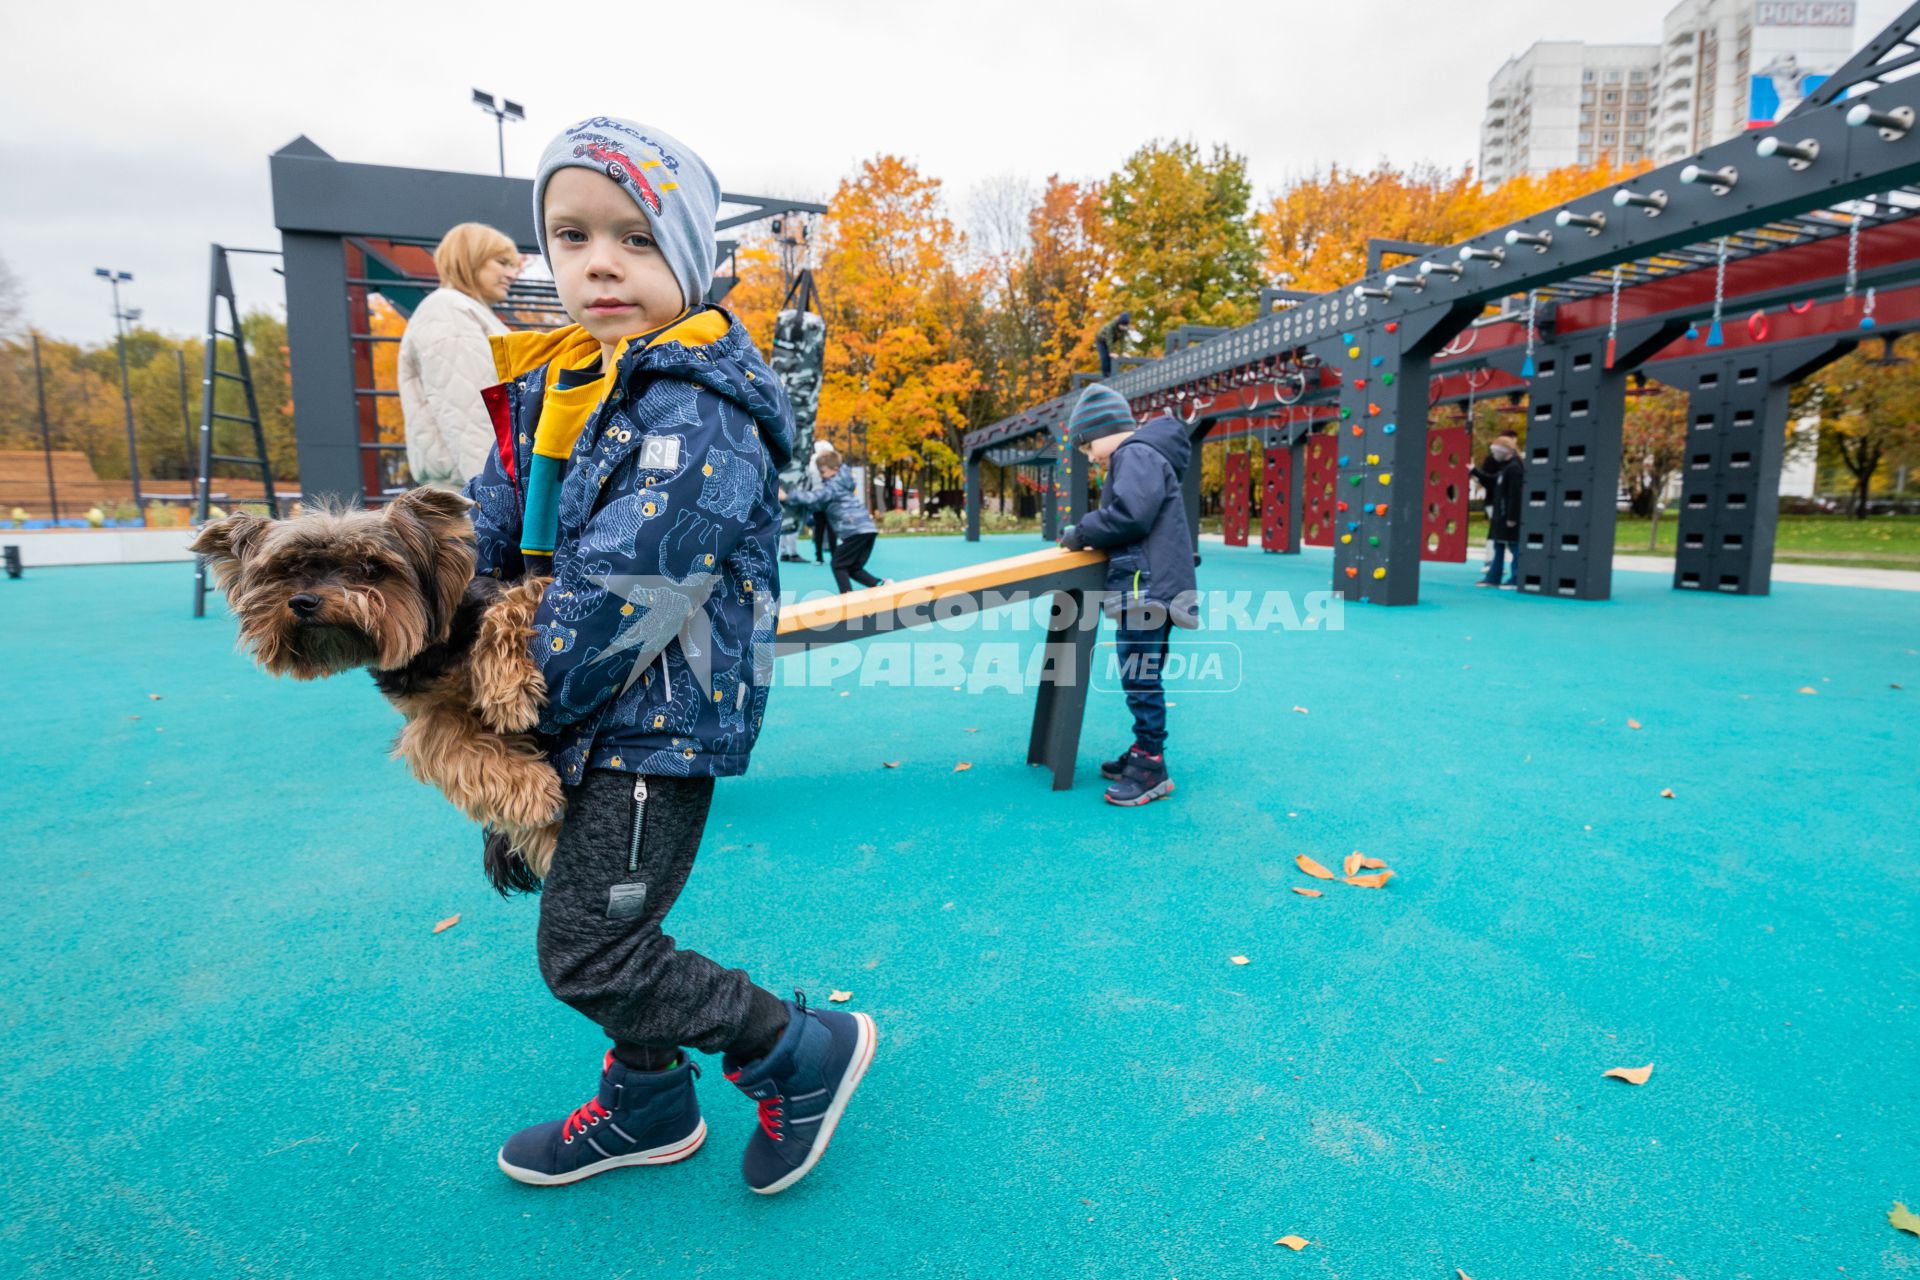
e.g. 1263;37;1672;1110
1481;1;1859;179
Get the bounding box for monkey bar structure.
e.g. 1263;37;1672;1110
962;5;1920;603
268;137;825;506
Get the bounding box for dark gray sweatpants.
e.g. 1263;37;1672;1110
537;770;771;1056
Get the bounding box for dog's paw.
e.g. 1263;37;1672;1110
493;762;565;832
473;670;546;735
471;577;553;733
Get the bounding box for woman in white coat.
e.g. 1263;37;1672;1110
398;223;520;490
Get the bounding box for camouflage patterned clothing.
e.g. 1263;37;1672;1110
466;309;795;786
770;307;825;536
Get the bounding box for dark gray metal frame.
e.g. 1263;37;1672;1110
774;556;1109;789
962;6;1920;605
270;136;826;505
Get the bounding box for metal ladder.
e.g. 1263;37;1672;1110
192;244;285;618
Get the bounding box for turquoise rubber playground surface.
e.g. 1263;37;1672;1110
2;534;1916;1278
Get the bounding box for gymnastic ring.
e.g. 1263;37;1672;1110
1788;299;1815;315
1748;310;1770;341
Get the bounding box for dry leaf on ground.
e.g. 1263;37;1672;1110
1274;1235;1308;1250
1295;854;1335;880
828;990;852;1003
1627;719;1642;730
883;761;900;769
1889;1202;1920;1236
963;727;979;733
953;762;972;772
1660;788;1676;799
148;693;163;701
1344;852;1387;874
433;915;460;934
1603;1063;1654;1085
1798;686;1818;694
1458;1271;1474;1280
1292;887;1323;898
1291;706;1309;715
1230;955;1250;966
1343;871;1395;889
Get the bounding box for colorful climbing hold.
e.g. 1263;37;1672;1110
1345;567;1359;579
1349;475;1363;487
1373;503;1388;515
1348;346;1361;359
1372;567;1387;580
1370;355;1383;368
1383;423;1397;434
1339;534;1352;544
1336;501;1349;512
1340;455;1350;467
1346;521;1359;532
1379;473;1392;485
1366;453;1379;465
1368;403;1381;416
1353;378;1367;390
1381;372;1395;385
1340;407;1352;420
1342;332;1353;344
1385;322;1399;334
1351;425;1364;437
1368;536;1380;547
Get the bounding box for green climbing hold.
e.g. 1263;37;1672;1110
1381;372;1395;386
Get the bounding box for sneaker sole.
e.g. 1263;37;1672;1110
496;1117;708;1186
1104;779;1175;807
751;1012;878;1196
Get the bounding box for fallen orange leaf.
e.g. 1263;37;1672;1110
433;915;460;934
1627;718;1642;730
963;727;979;733
1274;1235;1308;1251
1291;706;1309;715
1295;854;1335;880
1798;686;1818;695
1660;788;1675;799
1343;852;1363;876
1458;1271;1474;1280
1343;871;1395;889
1292;887;1323;898
883;761;900;768
1344;852;1387;874
1603;1063;1653;1085
1891;1202;1920;1236
953;762;972;772
1230;955;1250;966
828;990;852;1003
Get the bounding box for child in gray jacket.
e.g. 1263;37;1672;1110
786;449;886;593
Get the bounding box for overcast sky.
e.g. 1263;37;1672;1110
3;0;1909;343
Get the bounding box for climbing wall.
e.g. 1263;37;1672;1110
1223;450;1250;546
1302;433;1337;547
1262;443;1293;552
1420;424;1469;563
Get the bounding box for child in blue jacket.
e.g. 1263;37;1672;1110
465;116;876;1194
1058;383;1200;806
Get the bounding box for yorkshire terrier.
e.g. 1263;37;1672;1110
191;488;560;893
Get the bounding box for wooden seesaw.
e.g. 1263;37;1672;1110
774;546;1108;789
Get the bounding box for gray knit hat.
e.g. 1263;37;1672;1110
533;116;722;312
1067;383;1137;445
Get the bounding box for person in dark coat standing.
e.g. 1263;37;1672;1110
1058;383;1199;807
1472;430;1524;588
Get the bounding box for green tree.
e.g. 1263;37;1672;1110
1103;140;1260;352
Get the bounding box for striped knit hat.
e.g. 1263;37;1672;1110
1067;383;1137;445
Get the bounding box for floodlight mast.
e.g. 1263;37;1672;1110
94;267;143;509
472;89;525;178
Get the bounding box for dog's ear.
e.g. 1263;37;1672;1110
384;487;477;642
189;514;269;586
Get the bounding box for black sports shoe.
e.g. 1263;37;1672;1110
496;1051;705;1186
1104;747;1174;807
1099;748;1133;782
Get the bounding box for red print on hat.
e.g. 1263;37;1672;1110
571;141;663;214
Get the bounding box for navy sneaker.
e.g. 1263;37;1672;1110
1104;747;1174;806
497;1051;706;1186
724;994;878;1195
1099;748;1133;782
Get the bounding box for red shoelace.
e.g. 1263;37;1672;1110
561;1052;616;1142
727;1066;786;1142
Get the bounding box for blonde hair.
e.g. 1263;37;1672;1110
433;223;518;301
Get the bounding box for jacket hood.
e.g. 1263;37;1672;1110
1124;414;1191;479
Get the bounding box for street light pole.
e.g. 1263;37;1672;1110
94;268;143;510
471;90;525;177
32;333;59;522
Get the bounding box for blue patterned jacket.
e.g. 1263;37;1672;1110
464;309;794;786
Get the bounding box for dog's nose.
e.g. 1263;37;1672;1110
288;593;321;618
